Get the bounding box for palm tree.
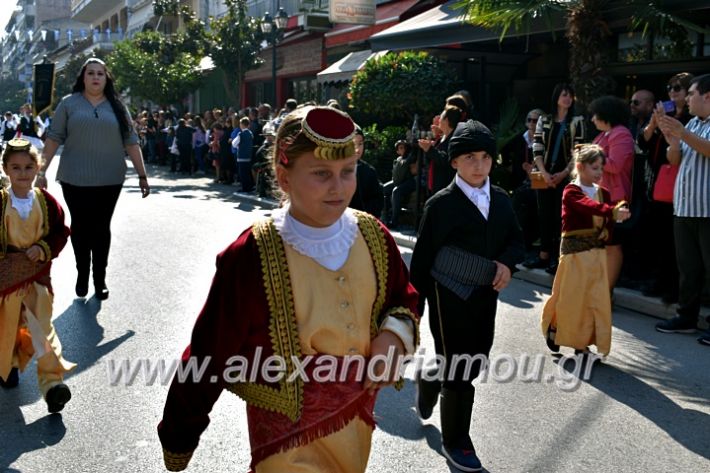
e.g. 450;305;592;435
455;0;709;107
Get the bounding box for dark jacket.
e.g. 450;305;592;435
410;180;525;312
424;134;455;195
350;160;384;218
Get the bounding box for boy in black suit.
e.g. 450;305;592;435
410;120;524;472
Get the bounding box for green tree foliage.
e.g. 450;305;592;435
348;51;457;124
208;0;265;106
106;29;205;107
0;76;28;113
362;124;409;182
455;0;710;108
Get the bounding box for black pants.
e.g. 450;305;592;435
536;185;565;258
61;182;123;283
647;201;678;290
512;182;539;251
674;216;710;321
428;282;498;391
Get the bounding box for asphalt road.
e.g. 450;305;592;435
1;164;708;473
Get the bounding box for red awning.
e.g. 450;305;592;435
325;0;419;48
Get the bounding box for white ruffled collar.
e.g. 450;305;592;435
272;204;359;269
9;188;35;220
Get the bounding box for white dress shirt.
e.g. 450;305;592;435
455;174;491;220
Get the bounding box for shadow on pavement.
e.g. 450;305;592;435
498;279;547;309
0;298;136;417
0;403;67;470
54;298;136;381
588;363;710;460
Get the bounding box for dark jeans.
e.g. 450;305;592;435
428;282;498;391
512;182;539;251
237;161;254;192
536;184;565;259
178;144;192;174
383;178;416;225
61;182;123;284
146;137;156;163
646;201;678;290
674;216;710;321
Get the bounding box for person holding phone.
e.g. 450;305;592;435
652;74;710;347
637;72;694;303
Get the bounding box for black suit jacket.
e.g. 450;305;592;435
410;179;525;310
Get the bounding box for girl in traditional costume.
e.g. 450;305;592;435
0;138;75;412
158;106;419;472
541;144;630;356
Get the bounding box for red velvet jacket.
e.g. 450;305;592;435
561;183;625;240
158;212;419;471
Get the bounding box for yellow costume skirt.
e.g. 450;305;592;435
0;282;76;395
541;248;612;355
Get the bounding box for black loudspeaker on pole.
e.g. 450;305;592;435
33;58;55;117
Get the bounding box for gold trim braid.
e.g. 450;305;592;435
382;306;420;351
36;188;50;238
227;218;304;422
353;210;389;338
163;448;193;472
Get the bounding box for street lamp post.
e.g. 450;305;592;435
261;6;288;107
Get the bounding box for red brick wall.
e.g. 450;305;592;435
246;36;324;81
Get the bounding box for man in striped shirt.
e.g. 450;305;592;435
655;73;710;346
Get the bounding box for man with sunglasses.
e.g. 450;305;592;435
629;90;655;140
654;73;710;346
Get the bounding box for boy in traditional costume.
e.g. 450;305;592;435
541;144;630;356
0;138;75;413
158;106;419;472
410;120;525;472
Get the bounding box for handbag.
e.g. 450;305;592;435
529;171;548;189
652;164;679;203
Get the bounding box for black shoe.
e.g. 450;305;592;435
523;256;550;269
0;367;19;388
546;327;560;353
94;283;109;300
698;329;710;346
655;316;697;334
75;273;89;298
442;445;483;472
415;369;441;420
46;383;71;413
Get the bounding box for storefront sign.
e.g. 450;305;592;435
329;0;376;25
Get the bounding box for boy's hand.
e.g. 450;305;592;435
364;331;405;394
25;245;44;262
492;261;512;291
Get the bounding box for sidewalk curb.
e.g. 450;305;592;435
233;191;705;323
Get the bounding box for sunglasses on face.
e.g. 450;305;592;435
630;99;641;106
527;117;539;123
667;84;683;93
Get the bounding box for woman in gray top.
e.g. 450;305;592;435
36;58;150;300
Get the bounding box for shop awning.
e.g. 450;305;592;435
317;49;388;85
324;0;419;48
370;0;566;51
